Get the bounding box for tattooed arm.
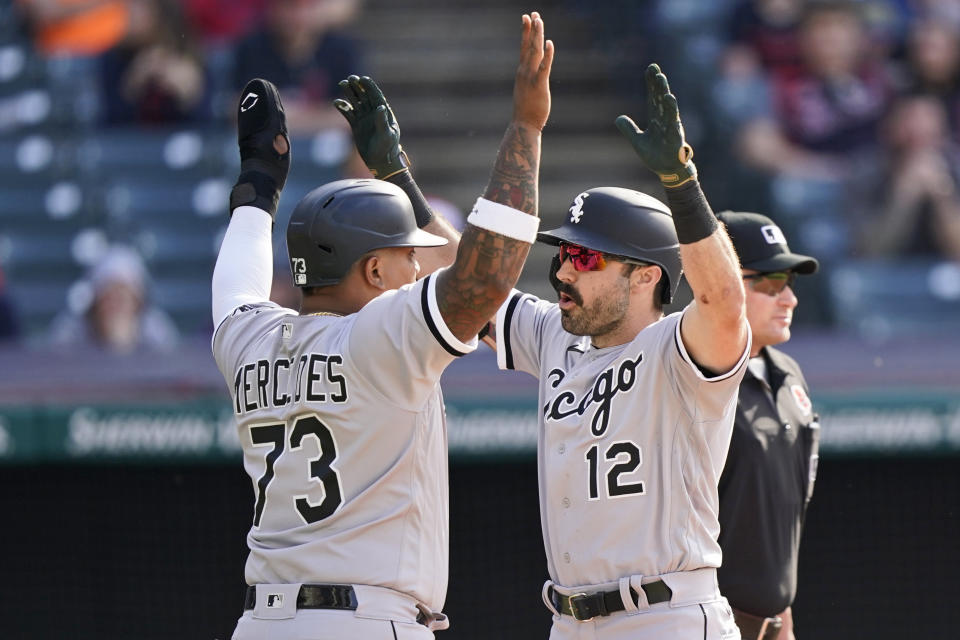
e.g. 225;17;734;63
436;12;554;342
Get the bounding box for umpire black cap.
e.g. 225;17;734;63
717;211;818;274
286;179;447;288
537;187;683;304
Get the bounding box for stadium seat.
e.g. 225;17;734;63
84;127;231;179
829;259;960;341
150;276;214;334
5;278;74;333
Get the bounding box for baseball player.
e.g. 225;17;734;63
210;13;553;639
714;211;820;640
493;64;751;638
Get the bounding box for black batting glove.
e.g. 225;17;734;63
615;64;697;189
334;75;409;179
230;78;291;218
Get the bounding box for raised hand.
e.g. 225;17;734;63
483;12;554;212
334;75;409;179
230;78;290;217
513;12;554;131
615;64;697;188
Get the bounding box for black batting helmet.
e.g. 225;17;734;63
286;179;447;288
538;187;682;304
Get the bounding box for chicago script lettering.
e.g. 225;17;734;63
543;353;644;436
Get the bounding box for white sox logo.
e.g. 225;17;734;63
240;92;260;113
292;257;307;285
543;352;643;436
569;192;590;223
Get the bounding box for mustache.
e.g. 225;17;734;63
556;283;582;306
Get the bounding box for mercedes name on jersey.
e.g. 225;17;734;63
232;352;348;415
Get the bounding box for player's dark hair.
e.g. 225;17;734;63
652;280;666;313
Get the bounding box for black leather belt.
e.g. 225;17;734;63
550;580;673;621
732;608;782;640
244;584;358;611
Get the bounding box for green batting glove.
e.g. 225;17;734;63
334;75;409;179
615;63;697;188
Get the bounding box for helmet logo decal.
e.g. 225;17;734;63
291;257;307;285
569;192;590;223
239;92;259;112
761;224;786;245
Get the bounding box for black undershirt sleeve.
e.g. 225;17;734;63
386;170;434;228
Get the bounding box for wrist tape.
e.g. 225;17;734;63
664;180;718;244
467;198;539;243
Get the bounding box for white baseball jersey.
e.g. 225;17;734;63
496;292;749;589
213;272;475;611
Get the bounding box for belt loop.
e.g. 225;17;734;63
618;577;639;614
629;575;650;611
757;617;771;640
542;580;561;617
415;604;450;631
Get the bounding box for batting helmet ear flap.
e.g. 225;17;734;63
549;254;562;293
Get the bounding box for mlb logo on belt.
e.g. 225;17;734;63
266;593;284;608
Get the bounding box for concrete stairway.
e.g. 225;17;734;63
348;0;662;296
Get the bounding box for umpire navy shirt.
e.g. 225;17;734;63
717;346;820;617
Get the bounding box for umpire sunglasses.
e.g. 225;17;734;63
558;242;649;272
742;271;798;296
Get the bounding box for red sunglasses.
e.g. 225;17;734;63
559;243;607;271
558;243;648;272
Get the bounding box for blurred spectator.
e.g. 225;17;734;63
230;0;364;135
726;0;806;79
181;0;266;48
97;0;212;125
735;1;895;259
16;0;129;56
898;18;960;136
847;93;960;260
740;2;892;176
909;0;960;28
0;267;21;342
48;245;179;353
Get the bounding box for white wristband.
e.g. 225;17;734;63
467;197;540;243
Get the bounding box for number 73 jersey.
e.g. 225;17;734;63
212;274;475;612
495;292;749;588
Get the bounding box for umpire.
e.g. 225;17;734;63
715;211;821;640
